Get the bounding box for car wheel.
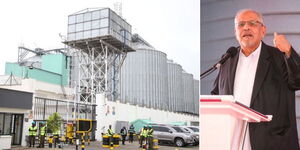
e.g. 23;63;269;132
174;138;185;147
193;141;199;146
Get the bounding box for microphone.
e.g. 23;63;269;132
200;47;238;79
214;47;238;68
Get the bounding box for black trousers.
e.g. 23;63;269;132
121;135;126;145
39;135;45;148
148;137;153;150
129;134;134;143
29;135;35;147
140;136;145;147
54;135;60;148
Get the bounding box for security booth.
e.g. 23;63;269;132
0;88;33;149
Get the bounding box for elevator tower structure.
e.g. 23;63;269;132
63;8;134;115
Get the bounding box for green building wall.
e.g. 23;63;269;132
5;54;69;86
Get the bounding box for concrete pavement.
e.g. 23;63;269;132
11;141;199;150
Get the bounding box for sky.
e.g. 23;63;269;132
0;0;200;80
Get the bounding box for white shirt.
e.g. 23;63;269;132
232;42;262;150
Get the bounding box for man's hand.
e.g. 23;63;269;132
273;32;291;57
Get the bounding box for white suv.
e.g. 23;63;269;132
152;125;196;147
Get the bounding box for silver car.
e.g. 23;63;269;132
152;125;195;147
179;126;199;146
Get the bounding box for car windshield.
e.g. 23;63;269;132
182;127;191;133
188;127;199;132
172;127;185;133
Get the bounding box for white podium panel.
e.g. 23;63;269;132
200;95;272;150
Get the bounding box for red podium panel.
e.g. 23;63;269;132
200;95;272;150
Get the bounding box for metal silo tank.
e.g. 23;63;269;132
182;72;194;113
167;60;183;112
193;79;199;114
120;48;168;110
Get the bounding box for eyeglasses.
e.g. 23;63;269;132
236;20;263;27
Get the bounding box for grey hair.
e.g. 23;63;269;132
234;9;264;26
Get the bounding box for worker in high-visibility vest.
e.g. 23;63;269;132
28;121;38;148
107;125;114;147
147;125;154;150
38;122;46;148
139;126;148;148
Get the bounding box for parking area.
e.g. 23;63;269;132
12;140;199;150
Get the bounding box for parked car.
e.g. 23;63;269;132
152;124;196;147
179;126;199;146
186;126;199;134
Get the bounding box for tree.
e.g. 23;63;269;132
47;112;62;134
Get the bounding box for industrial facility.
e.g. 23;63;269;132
0;7;199;148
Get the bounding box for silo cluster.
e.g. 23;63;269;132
120;34;199;114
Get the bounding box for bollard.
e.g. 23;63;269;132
81;139;85;150
113;134;120;147
153;139;159;150
102;135;110;148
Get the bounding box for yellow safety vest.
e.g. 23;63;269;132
40;126;46;136
29;126;37;136
148;129;153;137
141;129;148;137
108;129;114;136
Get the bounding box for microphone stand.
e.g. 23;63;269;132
200;64;218;80
201;46;237;80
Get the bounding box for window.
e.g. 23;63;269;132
91;29;99;37
84;22;91;31
68;15;76;24
76;14;84;23
152;126;159;131
92;20;100;29
153;126;170;133
188;127;199;132
99;28;108;36
76;23;84;32
84;12;92;21
3;114;12;134
172;126;184;133
92;11;100;20
75;32;83;40
100;19;109;28
68;24;76;33
84;31;91;39
181;127;191;133
100;9;109;18
161;127;171;132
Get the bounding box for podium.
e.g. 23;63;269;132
200;95;272;150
